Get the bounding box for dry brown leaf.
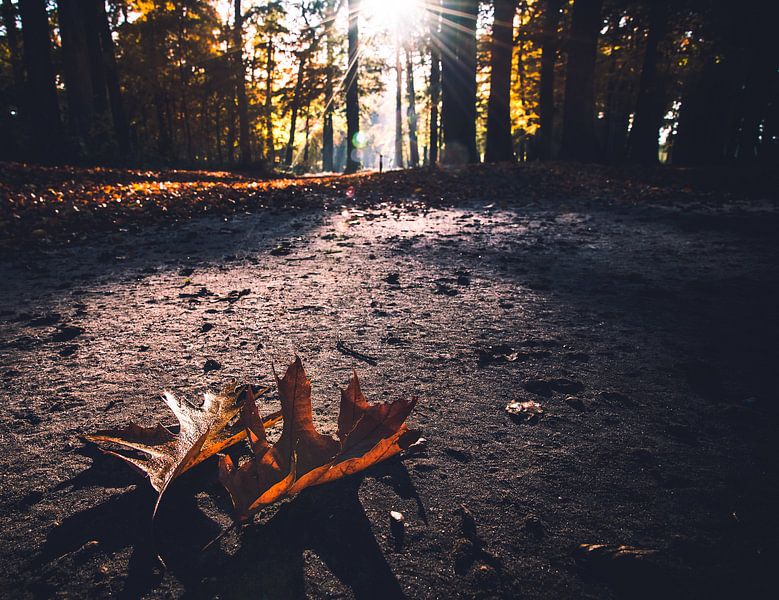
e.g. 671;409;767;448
86;384;281;513
219;357;419;521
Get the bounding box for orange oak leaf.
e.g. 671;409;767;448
219;357;419;521
85;384;281;513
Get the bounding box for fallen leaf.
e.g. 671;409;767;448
85;384;281;513
219;357;419;521
576;544;658;562
505;399;544;423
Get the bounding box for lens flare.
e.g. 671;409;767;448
352;131;367;149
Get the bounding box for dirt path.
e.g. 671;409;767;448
1;187;778;599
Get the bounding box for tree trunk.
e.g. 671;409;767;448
0;0;23;158
322;0;335;171
95;0;130;156
345;0;360;173
215;101;223;165
485;0;515;162
2;0;24;91
226;87;236;164
559;0;602;162
264;38;275;164
57;0;95;151
734;13;776;162
154;93;168;158
285;52;307;166
82;0;109;118
395;39;404;169
176;11;193;164
627;0;667;164
406;44;420;168
440;0;479;164
428;2;441;166
537;0;562;159
19;0;63;162
672;56;734;165
139;11;167;159
234;0;251;165
303;106;310;164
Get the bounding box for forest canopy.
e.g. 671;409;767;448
0;0;776;172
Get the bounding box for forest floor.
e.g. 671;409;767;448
1;162;778;599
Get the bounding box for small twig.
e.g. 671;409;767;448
336;336;378;365
201;521;242;553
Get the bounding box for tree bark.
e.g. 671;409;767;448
440;0;479;164
95;0;130;156
2;0;24;90
234;0;251;165
82;0;109;117
285;51;307;166
485;0;515;163
303;106;310;164
322;0;335;171
428;2;441;166
734;13;776;162
215;100;223;165
395;39;404;168
406;45;420;168
672;56;734;165
226;86;236;164
537;0;562;159
559;0;602;162
264;38;275;164
19;0;63;162
627;0;667;164
141;14;170;160
345;0;360;173
57;0;95;150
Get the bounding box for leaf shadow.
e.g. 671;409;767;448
32;454;418;600
197;474;408;600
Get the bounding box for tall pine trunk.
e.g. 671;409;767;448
428;3;441;166
19;0;63;162
627;0;667;164
559;0;602;162
322;0;335;171
734;13;775;162
672;56;735;165
0;0;23;157
95;0;130;156
264;39;275;164
537;0;562;159
345;0;360;173
2;0;24;92
485;0;515;162
215;100;223;165
234;0;251;165
58;0;94;151
226;87;236;164
406;45;420;168
82;0;109;118
285;52;306;166
303;106;310;164
440;0;479;164
394;39;404;168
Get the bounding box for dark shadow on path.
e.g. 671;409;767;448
195;476;407;600
32;453;414;600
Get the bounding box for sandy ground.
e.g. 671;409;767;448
1;178;778;599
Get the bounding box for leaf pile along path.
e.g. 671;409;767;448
3;161;775;249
